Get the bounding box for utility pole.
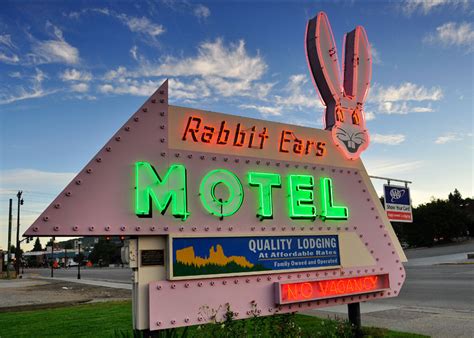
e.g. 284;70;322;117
15;191;23;275
7;199;12;278
50;237;55;278
77;240;82;279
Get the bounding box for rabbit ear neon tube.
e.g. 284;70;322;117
306;12;372;160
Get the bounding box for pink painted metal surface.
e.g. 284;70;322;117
306;12;372;160
24;80;368;238
149;267;402;330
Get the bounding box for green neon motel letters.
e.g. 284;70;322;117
135;162;189;220
134;163;348;222
288;174;317;219
199;169;244;218
319;177;349;220
248;172;281;219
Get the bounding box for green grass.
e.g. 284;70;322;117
0;301;132;338
295;315;428;338
0;301;428;338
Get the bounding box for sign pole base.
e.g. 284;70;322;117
348;302;362;337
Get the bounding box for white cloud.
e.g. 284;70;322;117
70;83;89;93
99;84;114;93
368;82;441;115
9;72;22;78
364;111;376;121
0;52;20;63
370;82;442;102
401;0;469;15
364;158;423;177
370;44;381;64
60;68;92;81
0;68;57;105
435;132;466;144
103;66;128;81
237;73;325;121
101;39;271;100
424;22;474;52
169;78;211;100
30;22;80;65
144;39;266;82
371;133;406;145
0;34;20;64
0;34;16;49
275;74;323;110
0;88;49;105
130;45;138;61
117;14;165;37
0;169;74;191
99;79;161;96
411;106;434;113
239;104;282;116
237;73;325;124
99;78;211;101
376;101;435;115
67;8;165;39
194;4;211;19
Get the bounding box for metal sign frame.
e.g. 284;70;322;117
24;12;407;332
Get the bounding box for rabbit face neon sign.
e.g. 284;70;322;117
306;12;372;160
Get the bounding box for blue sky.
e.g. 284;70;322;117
0;1;472;249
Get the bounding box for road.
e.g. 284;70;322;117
24;240;474;337
27;266;132;284
308;240;474;337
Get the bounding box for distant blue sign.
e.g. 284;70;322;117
383;184;413;222
170;235;340;279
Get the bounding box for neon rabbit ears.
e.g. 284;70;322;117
306;12;372;160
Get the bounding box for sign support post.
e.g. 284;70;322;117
50;237;54;278
348;302;362;337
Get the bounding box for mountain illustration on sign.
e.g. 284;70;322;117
174;244;268;276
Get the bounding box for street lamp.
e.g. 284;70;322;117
15;191;24;275
50;236;55;278
77;240;82;280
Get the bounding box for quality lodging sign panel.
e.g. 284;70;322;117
169;235;340;279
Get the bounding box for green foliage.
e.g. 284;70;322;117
191;302;305;338
390;189;473;248
32;237;42;251
88;239;122;265
63;240;74;249
173;262;269;277
0;300;426;338
9;245;23;255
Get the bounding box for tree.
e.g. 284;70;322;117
88;239;122;266
448;189;463;206
404;194;470;247
63;240;74;249
464;197;474;236
9;245;23;255
46;238;55;247
33;238;42;251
